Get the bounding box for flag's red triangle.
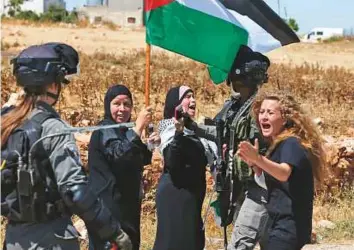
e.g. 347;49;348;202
145;0;174;12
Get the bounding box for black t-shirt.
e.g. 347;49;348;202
265;137;314;247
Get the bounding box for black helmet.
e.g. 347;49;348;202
11;42;79;90
227;45;270;88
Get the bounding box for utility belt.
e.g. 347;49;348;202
4;198;70;224
1;154;70;224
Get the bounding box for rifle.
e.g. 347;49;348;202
215;94;256;249
214;118;234;249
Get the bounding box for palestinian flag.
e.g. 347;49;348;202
145;0;299;84
221;0;300;47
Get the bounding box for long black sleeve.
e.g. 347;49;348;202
194;125;217;142
99;128;152;166
163;132;207;189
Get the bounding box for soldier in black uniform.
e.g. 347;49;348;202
1;43;131;250
186;46;271;249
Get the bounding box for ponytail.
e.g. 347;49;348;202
1;95;37;147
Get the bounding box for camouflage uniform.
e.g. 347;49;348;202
195;95;269;250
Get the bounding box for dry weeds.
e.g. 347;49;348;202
1;51;353;249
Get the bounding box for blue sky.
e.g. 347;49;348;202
65;0;354;34
264;0;354;34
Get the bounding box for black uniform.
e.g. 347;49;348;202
2;43;121;250
2;102;120;250
188;45;271;249
88;85;152;250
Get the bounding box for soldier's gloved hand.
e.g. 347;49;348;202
114;230;133;250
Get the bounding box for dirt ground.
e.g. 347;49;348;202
2;24;354;71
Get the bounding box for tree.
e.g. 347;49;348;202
40;5;68;22
16;10;40;21
286;18;299;32
7;0;24;17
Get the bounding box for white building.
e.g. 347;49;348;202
78;0;144;27
2;0;66;15
302;27;344;42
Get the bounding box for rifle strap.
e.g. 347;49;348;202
228;93;256;181
230;94;256;128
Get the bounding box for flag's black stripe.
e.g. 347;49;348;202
222;0;300;46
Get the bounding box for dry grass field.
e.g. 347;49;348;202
1;21;354;249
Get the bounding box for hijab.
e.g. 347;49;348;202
103;84;133;122
163;85;193;119
158;85;217;165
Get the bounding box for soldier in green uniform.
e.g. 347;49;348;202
186;45;271;249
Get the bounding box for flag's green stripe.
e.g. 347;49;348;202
208;66;229;84
146;1;248;74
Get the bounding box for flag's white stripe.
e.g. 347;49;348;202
230;10;282;53
176;0;281;53
177;0;245;29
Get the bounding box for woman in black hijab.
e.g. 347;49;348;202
153;86;216;250
88;84;160;250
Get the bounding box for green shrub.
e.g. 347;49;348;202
15;10;39;21
40;5;66;22
323;36;345;43
39;5;77;23
3;4;78;24
63;10;78;23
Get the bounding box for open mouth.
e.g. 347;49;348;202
261;123;271;130
189;105;196;110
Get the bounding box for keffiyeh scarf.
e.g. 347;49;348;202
157;118;217;166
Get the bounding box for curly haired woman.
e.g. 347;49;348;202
236;90;325;250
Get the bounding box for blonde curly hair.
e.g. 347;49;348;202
252;89;325;182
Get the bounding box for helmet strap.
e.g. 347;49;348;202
46;83;62;106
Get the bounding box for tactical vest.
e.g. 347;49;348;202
216;97;255;180
217;96;263;206
1;110;67;223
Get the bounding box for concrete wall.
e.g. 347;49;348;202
107;0;143;12
79;6;144;27
105;10;143;27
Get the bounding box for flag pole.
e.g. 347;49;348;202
145;43;151;106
